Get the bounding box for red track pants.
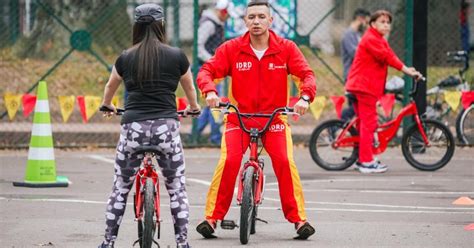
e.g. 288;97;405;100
352;93;378;163
204;113;307;223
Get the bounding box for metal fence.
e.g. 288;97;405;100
0;0;472;148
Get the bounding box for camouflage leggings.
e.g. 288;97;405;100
102;119;189;244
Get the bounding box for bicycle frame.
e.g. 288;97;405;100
134;154;160;223
333;97;430;155
236;128;265;205
218;103;293;206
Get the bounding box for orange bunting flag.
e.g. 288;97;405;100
22;94;37;117
309;96;326;120
4;93;22;120
288;96;300;121
77;96;102;123
58;95;75;123
330;96;345;119
177;97;188;111
461;91;474;109
443;91;462;111
77;96;88;123
379;94;395;118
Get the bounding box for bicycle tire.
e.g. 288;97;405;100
240;166;255;245
142;178;156;248
401;119;455;171
456;104;474;145
309;119;358;171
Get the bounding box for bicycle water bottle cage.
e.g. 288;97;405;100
438;76;461;88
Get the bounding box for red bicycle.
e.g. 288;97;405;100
309;79;455;171
215;102;297;244
100;106;199;248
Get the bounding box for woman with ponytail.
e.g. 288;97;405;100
98;3;200;248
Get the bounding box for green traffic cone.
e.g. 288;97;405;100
13;81;69;187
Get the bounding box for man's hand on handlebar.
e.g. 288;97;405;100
205;91;220;108
294;99;309;116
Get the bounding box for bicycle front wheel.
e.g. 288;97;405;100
309;119;358;170
141;178;156;248
240;166;255;245
401;119;455;171
456;104;474;145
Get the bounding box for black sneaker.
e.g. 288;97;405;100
177;243;191;248
294;221;316;240
196;219;218;239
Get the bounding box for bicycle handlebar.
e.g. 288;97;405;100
447;50;468;56
99;105;200;117
216;102;296;135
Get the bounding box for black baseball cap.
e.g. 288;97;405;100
134;3;164;24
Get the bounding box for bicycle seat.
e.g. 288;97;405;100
134;145;161;155
437;75;462;88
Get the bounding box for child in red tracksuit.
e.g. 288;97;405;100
345;10;422;173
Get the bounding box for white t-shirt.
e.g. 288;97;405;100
251;45;268;60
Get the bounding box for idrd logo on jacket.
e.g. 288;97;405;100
236;61;252;71
269;123;285;132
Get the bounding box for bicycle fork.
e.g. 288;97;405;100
133;155;161;238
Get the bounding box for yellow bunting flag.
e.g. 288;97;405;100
84;96;102;120
112;96;120;107
309;96;327;120
4;93;22;120
444;91;462;111
58;96;75;123
211;110;222;124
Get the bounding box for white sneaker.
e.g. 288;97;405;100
358;161;388;173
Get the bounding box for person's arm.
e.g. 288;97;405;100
286;41;316;115
197;20;216;62
364;36;403;70
197;42;231;107
101;66;122;112
364;37;422;78
342;31;359;58
180;68;201;112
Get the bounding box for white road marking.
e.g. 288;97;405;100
1;197;472;215
265;188;474;195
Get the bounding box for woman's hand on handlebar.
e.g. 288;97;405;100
184;104;201;117
100;103;116;118
205;91;220;108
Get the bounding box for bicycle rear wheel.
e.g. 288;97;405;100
240;166;255;245
139;178;156;248
456;104;474;145
401;119;455;171
309;119;358;170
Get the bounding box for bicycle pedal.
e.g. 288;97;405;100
221;219;239;230
256;218;268;224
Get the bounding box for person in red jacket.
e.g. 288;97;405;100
345;10;422;173
196;0;316;240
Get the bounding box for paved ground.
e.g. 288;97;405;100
1;147;473;247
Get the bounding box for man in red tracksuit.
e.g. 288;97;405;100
196;0;316;240
345;10;422;173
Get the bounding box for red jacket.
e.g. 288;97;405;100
197;30;316;113
345;27;404;98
